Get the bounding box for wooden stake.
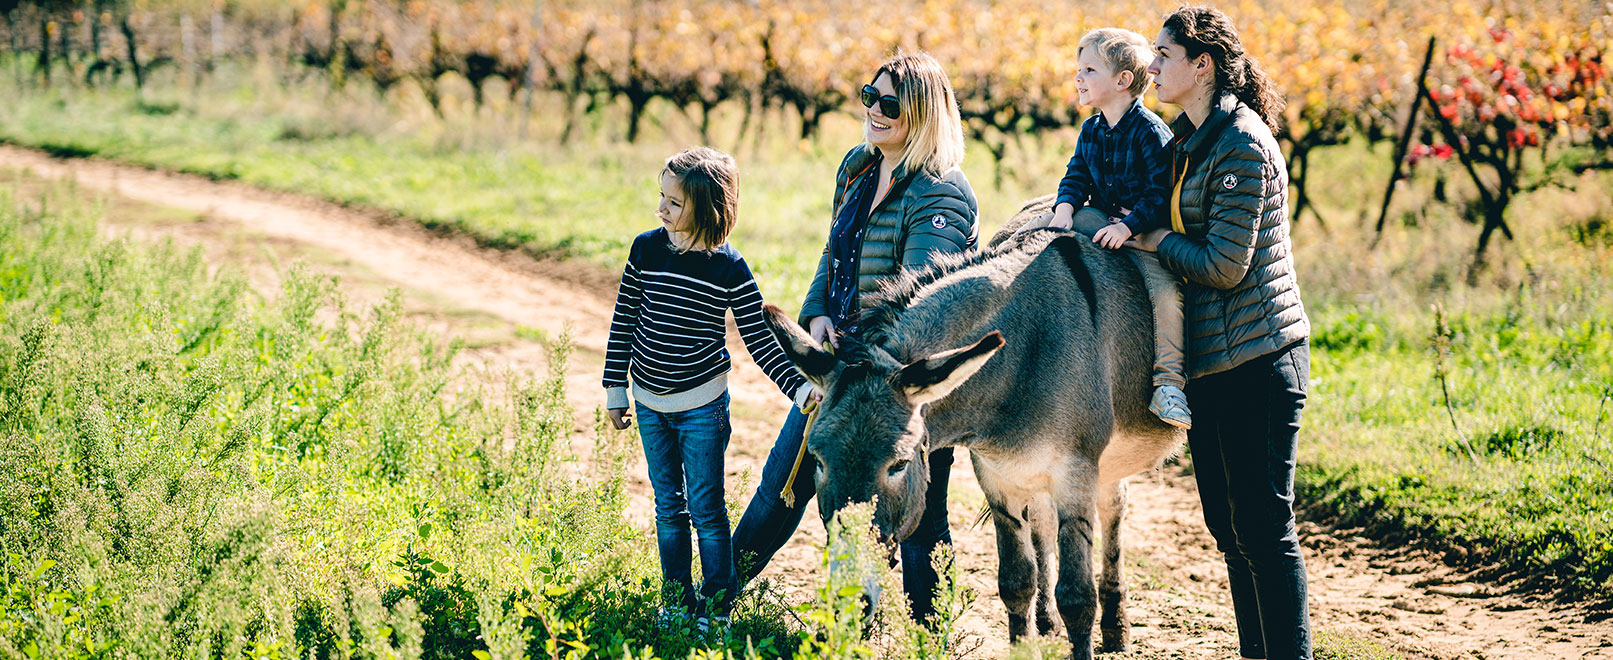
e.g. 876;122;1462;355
1374;36;1437;238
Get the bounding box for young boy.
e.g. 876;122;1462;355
1021;27;1191;428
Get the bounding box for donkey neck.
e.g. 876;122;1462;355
874;252;1039;449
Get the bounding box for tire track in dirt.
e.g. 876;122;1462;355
4;145;1607;659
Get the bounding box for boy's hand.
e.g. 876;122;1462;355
607;408;632;430
1048;206;1075;230
1093;220;1133;249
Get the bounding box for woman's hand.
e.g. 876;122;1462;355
607;408;632;430
1093;220;1133;249
809;316;839;349
1124;229;1171;252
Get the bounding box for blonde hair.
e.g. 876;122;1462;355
869;52;966;177
1077;28;1155;98
662;147;739;250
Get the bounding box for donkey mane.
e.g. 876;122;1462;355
851;230;1086;348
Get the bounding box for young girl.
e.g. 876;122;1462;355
603;147;815;630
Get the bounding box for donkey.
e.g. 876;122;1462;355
762;197;1185;659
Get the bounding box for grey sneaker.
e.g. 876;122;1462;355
1149;384;1192;429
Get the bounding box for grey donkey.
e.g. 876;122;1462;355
761;196;1185;659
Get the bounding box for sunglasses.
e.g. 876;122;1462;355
859;84;901;120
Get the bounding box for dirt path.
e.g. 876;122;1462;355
4;145;1608;659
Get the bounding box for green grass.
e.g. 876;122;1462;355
0;175;980;658
1282;134;1613;600
1301;292;1613;597
0;184;745;658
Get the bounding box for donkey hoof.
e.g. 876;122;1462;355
1035;617;1062;637
1099;627;1130;653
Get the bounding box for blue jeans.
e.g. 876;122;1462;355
732;406;955;624
636;393;736;616
1187;341;1312;660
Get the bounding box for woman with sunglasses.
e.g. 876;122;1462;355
732;51;978;626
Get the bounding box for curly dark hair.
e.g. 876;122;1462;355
1163;6;1285;132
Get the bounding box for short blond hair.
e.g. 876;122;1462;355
1077;28;1154;98
869;52;966;177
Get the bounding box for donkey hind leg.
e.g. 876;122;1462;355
1053;468;1101;660
1096;479;1130;653
1027;493;1062;637
987;502;1039;643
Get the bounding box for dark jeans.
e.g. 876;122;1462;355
636;393;736;616
732;406;956;623
1187;340;1312;660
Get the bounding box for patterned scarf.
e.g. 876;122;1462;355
826;156;881;327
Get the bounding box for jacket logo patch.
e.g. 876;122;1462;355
1222;174;1238;190
930;214;948;229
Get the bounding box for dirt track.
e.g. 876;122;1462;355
4;144;1608;659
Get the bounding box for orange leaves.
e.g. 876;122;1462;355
113;0;1613;148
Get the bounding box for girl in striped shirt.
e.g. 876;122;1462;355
603;147;815;631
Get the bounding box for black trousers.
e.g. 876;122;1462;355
1187;340;1312;660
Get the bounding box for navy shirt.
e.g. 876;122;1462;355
1055;99;1174;232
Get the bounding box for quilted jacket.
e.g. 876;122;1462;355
1156;94;1309;378
799;144;979;324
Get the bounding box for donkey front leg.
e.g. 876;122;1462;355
973;455;1048;644
1053;471;1100;660
1027;493;1062;637
1096;479;1130;652
987;501;1040;643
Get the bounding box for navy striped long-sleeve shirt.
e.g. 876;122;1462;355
603;228;810;413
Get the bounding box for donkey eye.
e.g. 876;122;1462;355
887;459;910;477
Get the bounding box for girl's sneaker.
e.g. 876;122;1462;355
1149;384;1192;429
696;614;731;639
657;606;693;631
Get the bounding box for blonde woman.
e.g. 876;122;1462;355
733;52;978;625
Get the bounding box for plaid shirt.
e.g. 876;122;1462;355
1055;99;1174;232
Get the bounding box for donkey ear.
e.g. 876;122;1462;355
763;303;837;381
897;331;1005;405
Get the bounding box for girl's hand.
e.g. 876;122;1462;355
607;408;632;430
798;385;823;414
1124;229;1171;252
809;316;839;349
1093;220;1133;249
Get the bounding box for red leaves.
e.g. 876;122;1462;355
1406;142;1455;166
